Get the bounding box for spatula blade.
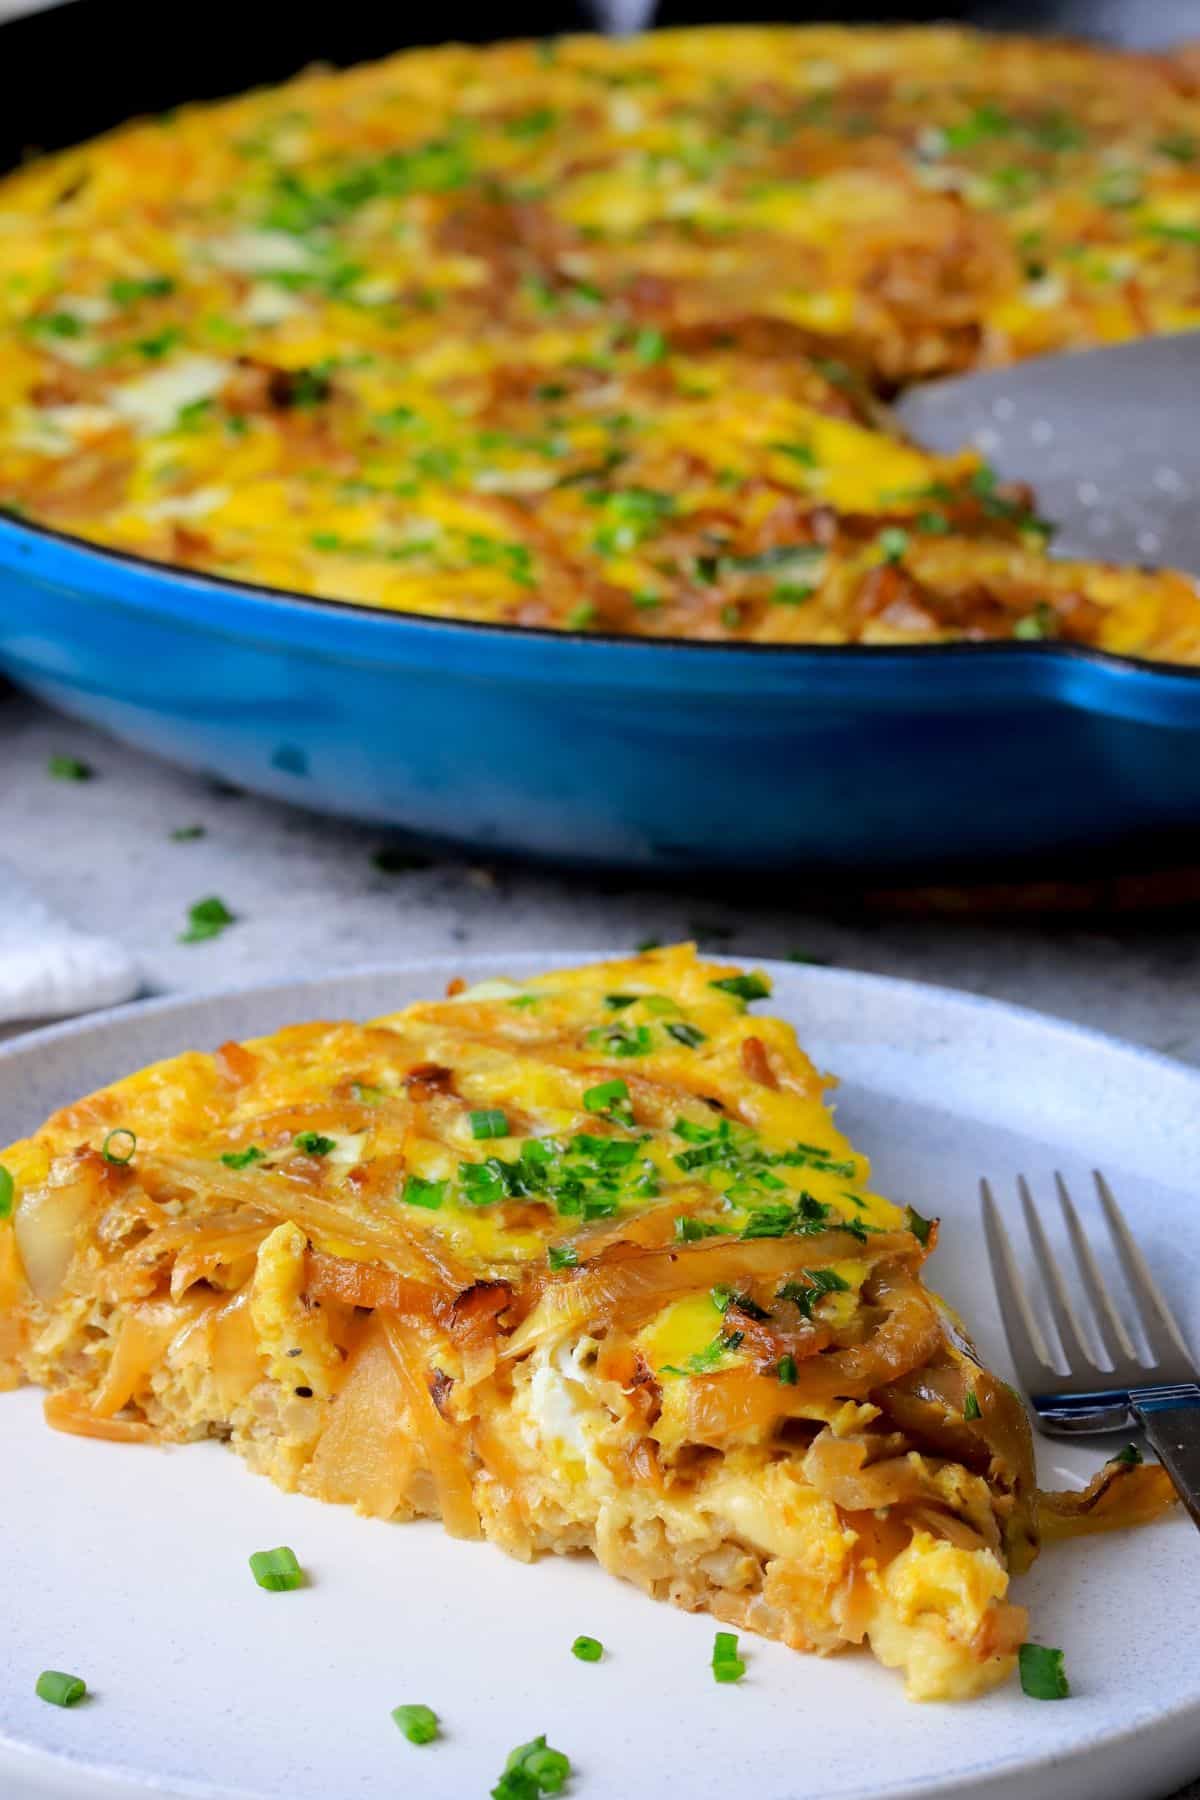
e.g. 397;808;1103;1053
892;330;1200;573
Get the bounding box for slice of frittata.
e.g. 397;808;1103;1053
0;946;1173;1699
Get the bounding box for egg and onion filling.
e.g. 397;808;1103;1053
0;947;1174;1699
3;28;1200;653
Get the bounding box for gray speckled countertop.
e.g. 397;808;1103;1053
4;684;1200;1800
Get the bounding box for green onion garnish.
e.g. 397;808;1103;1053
0;1164;14;1220
963;1389;981;1421
548;1244;579;1270
905;1205;933;1246
469;1109;509;1140
664;1021;706;1048
391;1703;440;1745
571;1635;603;1662
777;1354;797;1384
604;993;638;1010
47;755;93;782
583;1078;630;1115
179;894;236;943
494;1735;572;1799
221;1146;264;1170
35;1670;87;1708
1018;1643;1070;1700
293;1132;336;1157
169;824;206;842
248;1546;305;1591
101;1128;136;1167
711;1630;746;1683
1110;1442;1143;1466
674;1216;730;1242
709;974;770;1002
403;1175;447;1209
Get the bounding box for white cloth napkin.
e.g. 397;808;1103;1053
0;861;140;1023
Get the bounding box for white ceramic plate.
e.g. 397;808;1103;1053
2;956;1199;1800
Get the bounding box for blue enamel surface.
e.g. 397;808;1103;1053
3;513;1200;872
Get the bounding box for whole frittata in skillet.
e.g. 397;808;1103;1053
2;26;1200;654
0;949;1174;1699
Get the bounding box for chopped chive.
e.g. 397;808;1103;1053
674;1215;730;1242
633;326;667;364
583;1078;630;1113
469;1108;509;1140
604;993;638;1010
101;1128;136;1167
169;824;205;841
709;973;771;1002
220;1145;263;1169
1018;1643;1070;1700
293;1131;336;1156
249;1545;305;1591
878;526;910;563
571;1634;603;1661
635;935;661;952
48;755;93;781
904;1205;933;1246
0;1164;13;1219
586;1023;652;1058
403;1175;447;1209
548;1243;579;1269
712;1630;746;1683
35;1670;87;1708
664;1021;706;1048
391;1703;439;1745
495;1735;572;1799
776;1353;797;1384
1109;1442;1143;1466
964;1388;981;1420
179;894;235;943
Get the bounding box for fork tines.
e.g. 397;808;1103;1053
980;1169;1197;1398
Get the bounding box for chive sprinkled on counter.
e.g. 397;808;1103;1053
179;895;235;943
35;1670;87;1708
1018;1643;1070;1700
712;1630;746;1683
571;1635;603;1662
391;1703;440;1744
248;1546;305;1591
47;755;93;781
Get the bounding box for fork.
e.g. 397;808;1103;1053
981;1169;1200;1531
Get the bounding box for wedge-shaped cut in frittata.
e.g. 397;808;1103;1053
0;946;1174;1699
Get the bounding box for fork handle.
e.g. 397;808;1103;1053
1131;1385;1200;1532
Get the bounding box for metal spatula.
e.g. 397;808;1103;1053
893;329;1200;573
